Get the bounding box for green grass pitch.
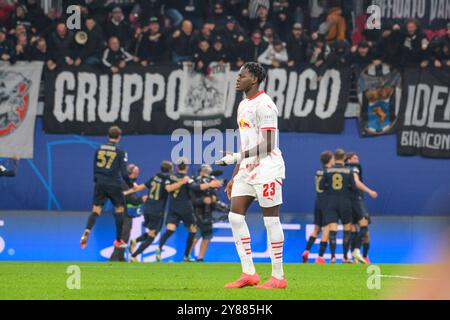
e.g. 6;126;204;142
0;262;424;300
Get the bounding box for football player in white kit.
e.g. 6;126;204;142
216;62;286;289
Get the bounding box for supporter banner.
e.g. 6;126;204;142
43;64;350;135
357;63;402;136
371;0;450;29
397;68;450;158
179;62;231;120
0;61;43;158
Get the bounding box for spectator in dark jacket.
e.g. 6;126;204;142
47;22;75;69
194;39;212;75
243;29;269;62
30;37;49;62
286;22;310;67
441;24;450;68
350;41;374;69
105;7;133;50
168;19;196;64
326;39;350;69
8;5;32;31
373;23;402;66
307;35;331;72
0;26;15;63
210;35;228;63
399;19;429;68
137;16;167;65
76;16;105;66
14;32;32;61
102;36;134;73
222;16;247;67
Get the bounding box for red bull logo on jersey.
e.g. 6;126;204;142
239;118;251;130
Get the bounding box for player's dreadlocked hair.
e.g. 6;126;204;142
243;62;267;84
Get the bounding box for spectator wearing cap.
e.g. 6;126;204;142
105;7;134;51
398;19;429;68
75;16;106;66
257;38;288;68
47;22;75;69
168;19;196;64
243;29;268;62
324;6;346;44
349;41;374;71
326;39;350;69
286;22;310;67
210;35;228;63
222;16;247;67
0;26;15;63
136;16;167;65
102;36;134;73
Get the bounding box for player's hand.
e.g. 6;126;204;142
225;179;233;200
209;179;223;189
181;176;190;184
369;190;378;199
215;151;241;166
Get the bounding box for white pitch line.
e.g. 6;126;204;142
376;274;433;281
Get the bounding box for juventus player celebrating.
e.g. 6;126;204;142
216;62;286;289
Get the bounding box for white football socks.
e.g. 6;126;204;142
263;216;285;280
228;212;256;275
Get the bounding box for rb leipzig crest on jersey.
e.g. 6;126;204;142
0;70;32;137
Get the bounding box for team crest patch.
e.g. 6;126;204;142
0;71;32;137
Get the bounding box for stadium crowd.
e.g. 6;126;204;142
1;0;450;75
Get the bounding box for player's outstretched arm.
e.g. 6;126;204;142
215;130;276;165
353;173;378;199
165;176;189;193
123;184;146;196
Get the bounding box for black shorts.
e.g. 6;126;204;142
194;207;213;240
351;196;371;224
313;198;325;227
143;210;164;231
93;183;125;208
166;210;196;227
323;196;352;226
195;221;213;240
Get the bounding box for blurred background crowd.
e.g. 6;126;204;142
0;0;449;75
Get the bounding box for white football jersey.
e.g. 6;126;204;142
234;90;285;185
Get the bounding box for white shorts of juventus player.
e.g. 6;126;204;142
231;90;285;208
